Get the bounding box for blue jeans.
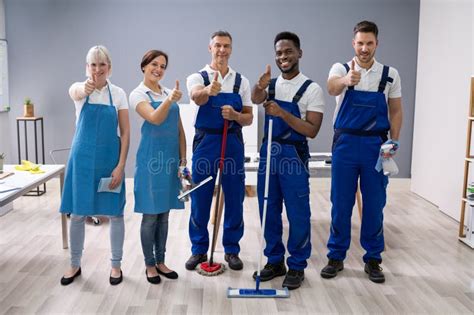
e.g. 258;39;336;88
140;212;169;266
69;215;125;268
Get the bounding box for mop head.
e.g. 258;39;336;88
196;261;225;276
227;287;290;298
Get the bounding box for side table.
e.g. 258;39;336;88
16;116;46;196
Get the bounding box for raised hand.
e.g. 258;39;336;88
257;64;271;90
168;80;182;103
345;59;361;87
206;71;221;96
84;74;96;95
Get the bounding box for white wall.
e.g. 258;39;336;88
411;0;473;220
0;0;11;163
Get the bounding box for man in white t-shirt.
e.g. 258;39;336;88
185;31;254;272
320;21;403;284
251;31;325;290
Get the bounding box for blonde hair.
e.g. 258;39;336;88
85;45;112;77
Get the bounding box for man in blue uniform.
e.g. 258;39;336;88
185;31;254;271
321;21;403;283
251;32;325;290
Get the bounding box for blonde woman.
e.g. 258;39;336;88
60;45;130;286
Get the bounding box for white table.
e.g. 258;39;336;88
244;152;332;179
0;164;67;248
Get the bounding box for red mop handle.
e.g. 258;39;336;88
219;120;229;170
209;119;229;266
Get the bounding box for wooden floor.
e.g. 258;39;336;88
0;178;472;314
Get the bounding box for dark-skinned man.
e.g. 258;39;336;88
251;31;324;290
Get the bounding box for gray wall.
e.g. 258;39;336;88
5;0;419;177
0;0;11;162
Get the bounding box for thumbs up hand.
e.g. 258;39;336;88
84;75;96;95
345;59;361;87
167;80;182;103
206;71;222;96
257;64;271;90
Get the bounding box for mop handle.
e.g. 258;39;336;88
209;120;229;266
256;118;273;290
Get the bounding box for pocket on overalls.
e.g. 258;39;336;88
297;186;310;198
235;130;244;148
332;132;345;152
192;131;206;152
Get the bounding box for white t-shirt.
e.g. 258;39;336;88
186;64;252;107
328;58;402;123
129;82;172;121
69;80;129;125
265;72;325;120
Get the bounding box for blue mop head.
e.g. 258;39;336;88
227;287;289;298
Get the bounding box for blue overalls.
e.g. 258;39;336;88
327;63;392;263
257;78;313;271
189;71;245;255
60;87;126;216
134;92;184;214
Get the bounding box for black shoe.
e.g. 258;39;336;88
282;269;305;290
146;269;161;284
364;259;385;283
156;266;178;280
110;269;123;286
252;261;287;282
185;254;207;270
224;253;243;270
60;267;81;286
320;259;344;279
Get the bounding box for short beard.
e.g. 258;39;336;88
278;62;298;74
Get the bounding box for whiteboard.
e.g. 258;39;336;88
0;39;8;111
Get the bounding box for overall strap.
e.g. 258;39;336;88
268;78;277;100
233;72;242;93
200;71;211;86
342;63;354;90
292;79;313;103
377;65;393;93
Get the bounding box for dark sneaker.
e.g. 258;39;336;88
252;261;287;281
364;259;385;283
282;269;304;290
320;259;344;279
224;253;243;270
185;254;207;270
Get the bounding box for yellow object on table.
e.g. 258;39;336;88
14;160;45;174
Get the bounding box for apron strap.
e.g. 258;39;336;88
146;91;155;103
107;84;114;106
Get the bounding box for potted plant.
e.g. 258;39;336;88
23;97;35;117
0;153;4;174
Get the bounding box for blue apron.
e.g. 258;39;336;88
60;86;126;216
328;63;392;263
134;92;184;214
189;70;245;255
257;78;312;271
